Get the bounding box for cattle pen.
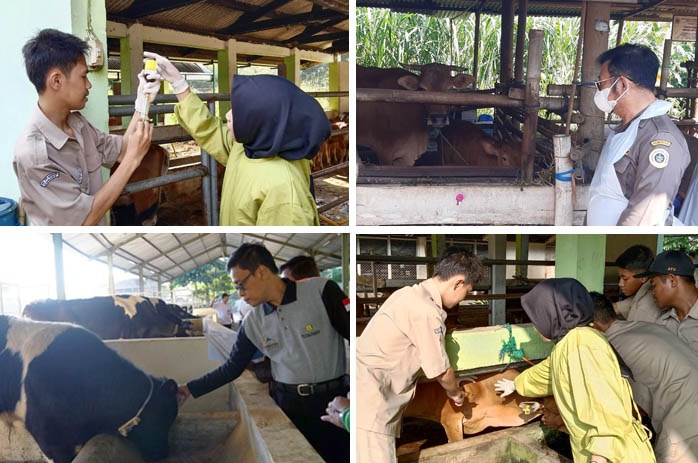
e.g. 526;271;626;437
0;232;349;463
356;0;698;225
356;233;684;462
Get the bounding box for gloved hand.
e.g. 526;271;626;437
494;378;516;397
134;70;161;116
143;51;189;94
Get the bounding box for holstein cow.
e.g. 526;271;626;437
414;120;522;168
357;63;475;166
111;144;169;226
404;369;546;441
0;315;178;463
23;295;195;340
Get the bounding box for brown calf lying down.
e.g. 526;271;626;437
404;369;550;441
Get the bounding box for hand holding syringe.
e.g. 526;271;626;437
142;59;158;121
134;59;161;121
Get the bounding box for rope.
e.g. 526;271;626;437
499;323;524;368
554;168;575;182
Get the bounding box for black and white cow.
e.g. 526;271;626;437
0;315;178;463
23;295;197;340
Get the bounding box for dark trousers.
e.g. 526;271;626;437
270;379;349;463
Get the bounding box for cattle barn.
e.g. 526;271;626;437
357;233;695;462
356;0;698;225
0;0;349;226
0;232;348;463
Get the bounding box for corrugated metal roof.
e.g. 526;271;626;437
357;0;698;22
106;0;348;53
60;233;343;283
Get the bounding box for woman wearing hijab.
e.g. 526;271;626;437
494;278;654;463
143;52;329;226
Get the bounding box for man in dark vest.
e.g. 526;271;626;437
177;243;349;463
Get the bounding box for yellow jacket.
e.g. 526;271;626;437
514;327;654;463
174;92;320;226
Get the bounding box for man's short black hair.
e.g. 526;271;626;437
280;255;320;280
597;43;659;91
590;291;617;324
616;245;654;271
227;243;278;274
433;246;485;284
221;293;229;299
22;29;89;94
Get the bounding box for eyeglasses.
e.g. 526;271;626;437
234;272;254;292
592;75;634;91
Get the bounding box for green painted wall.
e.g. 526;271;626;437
555;235;607;292
0;1;73;201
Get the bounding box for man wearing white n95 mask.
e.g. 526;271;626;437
586;43;689;226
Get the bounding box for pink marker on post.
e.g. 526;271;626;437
456;193;464;205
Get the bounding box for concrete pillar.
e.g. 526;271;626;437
578;1;610;172
555;235;606;293
488;234;507;326
329;57;340;114
108;253;115;295
138;266;144;295
125;23;145;105
342;233;349;294
416;237;428;280
52;233;66;300
516;235;529;278
284;48;301;85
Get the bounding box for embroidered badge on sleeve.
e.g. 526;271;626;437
649;148;670;169
40;172;59;187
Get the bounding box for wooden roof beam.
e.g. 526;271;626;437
219;9;346;35
224;0;296;34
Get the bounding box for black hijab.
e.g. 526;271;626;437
520;278;593;342
231;74;331;161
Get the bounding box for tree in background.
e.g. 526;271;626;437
663;235;698;255
171;258;232;306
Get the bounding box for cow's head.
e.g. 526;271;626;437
483;139;522;168
127;377;178;460
398;63;475;127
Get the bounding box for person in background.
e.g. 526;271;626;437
586;43;689;226
591;291;698;463
633;250;698;354
614;245;661;322
494;279;655;463
280;255;321;281
142;52;329;226
14;29;157;225
212;293;233;329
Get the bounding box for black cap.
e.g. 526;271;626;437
633;250;695;278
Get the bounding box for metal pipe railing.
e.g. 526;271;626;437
122;166;208;194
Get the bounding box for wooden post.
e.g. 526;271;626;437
473;9;481;85
553;134;574;225
514;0;528;82
500;0;515;84
522;29;544;181
515;235;529;278
659;39;672;100
578;1;610;172
616;18;624;47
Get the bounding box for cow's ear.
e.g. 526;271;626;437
452;74;475;89
397;75;420;91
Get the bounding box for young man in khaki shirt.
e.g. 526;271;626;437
614;244;661;322
13;29;158;225
356;248;484;463
635;250;698;354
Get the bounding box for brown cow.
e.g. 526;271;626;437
414;120;522;168
404;369;545;442
357;64;475;166
111;144;169;225
313;117;349;171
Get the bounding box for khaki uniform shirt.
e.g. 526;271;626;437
13;105;122;225
656;298;698;354
614;113;689;225
615;281;661;323
605;321;698;462
356;279;451;436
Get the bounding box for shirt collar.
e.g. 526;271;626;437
262;278;297;315
657;299;698;323
421;278;443;311
31;104;85;150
